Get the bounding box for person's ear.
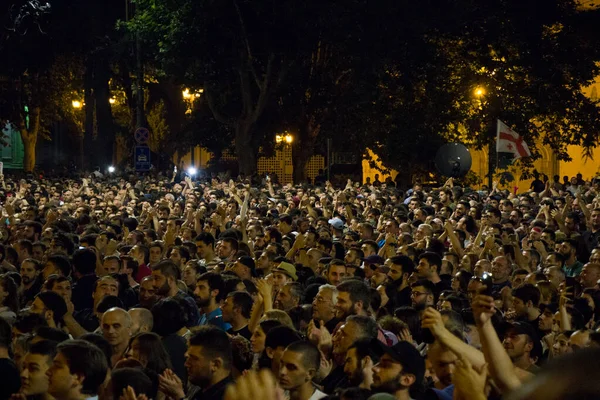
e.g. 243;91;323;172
266;347;274;359
355;300;364;313
525;340;533;353
307;367;316;381
361;356;373;371
400;373;415;387
45;310;54;324
211;357;223;372
73;372;86;389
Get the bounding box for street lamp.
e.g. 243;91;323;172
474;86;486;98
109;97;116;104
72;100;82;109
276;133;293;144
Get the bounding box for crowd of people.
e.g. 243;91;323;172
0;170;599;400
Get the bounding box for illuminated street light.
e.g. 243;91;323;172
108;166;115;173
276;133;294;144
72;100;82;109
474;87;486;97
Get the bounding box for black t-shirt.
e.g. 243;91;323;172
0;358;20;400
227;325;252;340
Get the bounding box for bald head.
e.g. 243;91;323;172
570;330;591;350
580;263;600;289
101;307;133;348
128;308;154;335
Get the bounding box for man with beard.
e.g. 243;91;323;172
559;239;584;278
20;340;57;400
151;260;200;327
194;272;231;330
344;339;380;390
20;258;43;307
320;315;379;394
335;280;371;320
23;221;43;242
137;275;158;308
371;341;425;400
161;326;233;400
274;282;302;311
311;284;339;333
427;340;458;390
410;280;435;311
385;256;415;309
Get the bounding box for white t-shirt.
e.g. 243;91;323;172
308;389;327;400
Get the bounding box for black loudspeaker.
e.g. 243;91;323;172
435;143;472;178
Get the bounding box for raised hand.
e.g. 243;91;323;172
471;294;496;326
453;355;488;400
421;307;446;338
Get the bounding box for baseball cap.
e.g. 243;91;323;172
237;256;257;277
328;217;345;230
505;321;542;360
375;340;425;385
275;261;298;281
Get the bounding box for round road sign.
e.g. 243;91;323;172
134;127;150;144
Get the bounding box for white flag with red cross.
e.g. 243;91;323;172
496;120;531;159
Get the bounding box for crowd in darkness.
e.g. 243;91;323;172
0;170;600;400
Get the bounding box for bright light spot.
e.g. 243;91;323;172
276;132;294;144
108;166;115;173
198;88;204;93
474;87;485;97
72;100;82;109
109;97;116;104
187;167;197;176
182;88;192;99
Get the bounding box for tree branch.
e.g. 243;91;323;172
239;63;254;118
251;53;275;123
205;87;234;126
233;0;262;90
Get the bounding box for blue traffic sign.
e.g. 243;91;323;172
135;146;151;171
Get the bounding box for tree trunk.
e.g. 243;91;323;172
292;136;316;184
235;121;257;177
95;56;115;168
20;107;40;172
83;59;95;169
292;117;320;184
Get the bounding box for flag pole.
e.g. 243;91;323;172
488;120;496;190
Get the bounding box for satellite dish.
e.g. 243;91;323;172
435;143;472;178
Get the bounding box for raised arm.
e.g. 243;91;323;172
472;294;530;393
